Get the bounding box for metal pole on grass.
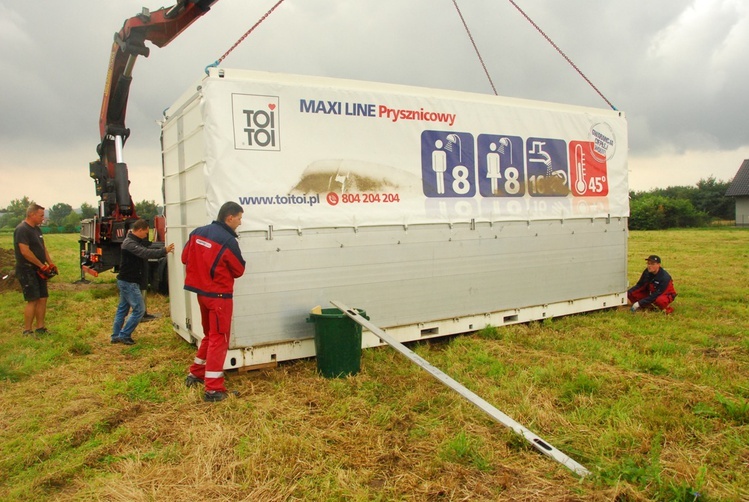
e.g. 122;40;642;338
331;300;591;478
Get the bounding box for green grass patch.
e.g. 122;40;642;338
0;230;748;501
440;430;493;471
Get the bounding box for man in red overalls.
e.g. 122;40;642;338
182;202;246;402
628;255;677;314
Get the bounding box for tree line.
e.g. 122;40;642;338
629;176;733;230
0;196;162;232
0;178;735;232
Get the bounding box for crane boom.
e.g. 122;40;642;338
80;0;219;281
101;0;219;144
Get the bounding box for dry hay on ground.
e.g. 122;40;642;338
0;247;20;293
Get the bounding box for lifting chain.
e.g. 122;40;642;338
206;0;287;73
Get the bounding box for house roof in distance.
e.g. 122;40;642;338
726;159;749;197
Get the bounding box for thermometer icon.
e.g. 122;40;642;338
574;144;587;195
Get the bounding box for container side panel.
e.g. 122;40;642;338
230;218;626;347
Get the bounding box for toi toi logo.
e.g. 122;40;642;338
232;94;281;151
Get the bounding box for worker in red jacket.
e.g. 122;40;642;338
627;255;677;314
182;201;246;402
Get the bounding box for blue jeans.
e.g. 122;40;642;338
112;280;145;341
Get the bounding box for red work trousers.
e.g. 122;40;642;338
628;287;676;313
188;295;233;392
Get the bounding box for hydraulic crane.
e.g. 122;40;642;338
79;0;219;283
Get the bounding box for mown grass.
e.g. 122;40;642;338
0;230;747;501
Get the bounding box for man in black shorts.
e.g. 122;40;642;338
13;203;56;335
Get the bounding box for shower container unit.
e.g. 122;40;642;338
162;68;629;370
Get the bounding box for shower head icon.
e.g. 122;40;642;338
445;134;462;162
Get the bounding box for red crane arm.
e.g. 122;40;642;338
99;1;219;141
93;0;219;217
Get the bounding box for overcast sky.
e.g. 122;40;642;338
2;0;748;208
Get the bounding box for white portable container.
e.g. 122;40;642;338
162;68;628;370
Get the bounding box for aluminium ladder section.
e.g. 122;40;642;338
331;300;591;477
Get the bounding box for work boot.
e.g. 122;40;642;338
185;374;204;388
203;390;239;402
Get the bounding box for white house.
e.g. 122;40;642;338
726;159;749;226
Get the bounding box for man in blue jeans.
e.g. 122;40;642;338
111;219;174;344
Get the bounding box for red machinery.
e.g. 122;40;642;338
79;0;219;284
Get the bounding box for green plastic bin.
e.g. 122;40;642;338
308;308;368;378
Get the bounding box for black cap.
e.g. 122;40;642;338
646;255;661;264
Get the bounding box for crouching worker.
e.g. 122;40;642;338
628;255;677;314
111;219;174;344
182;202;246;402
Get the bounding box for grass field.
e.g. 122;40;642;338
0;229;747;501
